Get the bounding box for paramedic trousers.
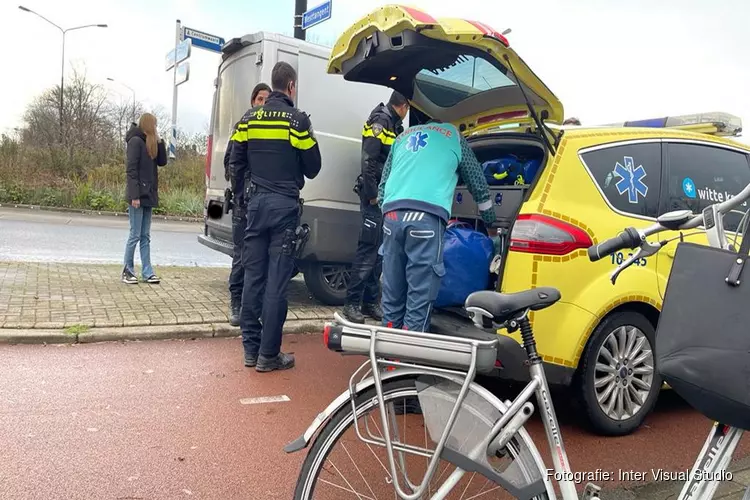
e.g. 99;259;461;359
240;189;299;358
229;201;247;305
380;209;446;332
345;201;383;306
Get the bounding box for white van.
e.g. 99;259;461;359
198;32;393;305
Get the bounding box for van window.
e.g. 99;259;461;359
663;142;750;232
415;54;515;108
580;142;662;218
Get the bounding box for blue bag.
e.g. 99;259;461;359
482;156;542;186
434;222;495;308
482;156;526;186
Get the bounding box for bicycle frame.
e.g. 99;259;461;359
297;182;750;499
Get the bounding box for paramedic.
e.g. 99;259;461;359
378;120;496;332
228;62;322;372
224;82;271;327
342;91;409;324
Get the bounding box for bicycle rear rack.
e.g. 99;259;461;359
337;315;498;500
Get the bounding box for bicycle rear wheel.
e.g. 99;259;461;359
293;374;551;499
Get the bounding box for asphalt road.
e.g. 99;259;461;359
0;208;229;267
1;335;746;500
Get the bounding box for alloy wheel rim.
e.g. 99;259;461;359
321;265;351;291
594;325;655;421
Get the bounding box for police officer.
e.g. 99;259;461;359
228;62;322;372
224;83;271;327
342;91;409;324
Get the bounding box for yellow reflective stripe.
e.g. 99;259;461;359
231;129;248;142
363;124;397;138
247;128;289;140
362;128;394;145
245;120;290;127
289;128;310;138
290;134;316;150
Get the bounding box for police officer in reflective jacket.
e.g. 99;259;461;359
224;83;271;327
228;62;322;372
342;91;409;324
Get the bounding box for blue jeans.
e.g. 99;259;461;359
124;206;154;279
380;209;446;332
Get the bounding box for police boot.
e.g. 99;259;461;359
229;298;241;327
256;352;295;373
342;303;365;324
361;302;383;322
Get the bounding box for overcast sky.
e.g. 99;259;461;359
1;0;748;144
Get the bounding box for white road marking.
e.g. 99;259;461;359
239;395;291;405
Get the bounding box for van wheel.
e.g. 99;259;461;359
576;311;661;436
303;263;352;306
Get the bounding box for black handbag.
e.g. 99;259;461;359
656;237;750;430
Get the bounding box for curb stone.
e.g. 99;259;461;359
0;318;380;345
0;203;203;223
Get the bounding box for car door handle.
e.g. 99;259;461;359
665;246;676;259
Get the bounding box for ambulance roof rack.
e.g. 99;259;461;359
605;112;742;137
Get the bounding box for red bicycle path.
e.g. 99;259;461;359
0;334;745;499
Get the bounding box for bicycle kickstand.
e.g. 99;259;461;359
583;482;602;500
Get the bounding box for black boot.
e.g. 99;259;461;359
229;298;241;327
361;302;383;322
342;303;365;324
256;352;295;372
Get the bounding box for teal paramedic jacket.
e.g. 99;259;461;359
377;122;496;225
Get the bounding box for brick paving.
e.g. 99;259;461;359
0;261;334;329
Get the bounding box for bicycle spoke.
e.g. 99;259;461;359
319;479;377;499
326;459;375;500
458;472;477;499
342;442;380;500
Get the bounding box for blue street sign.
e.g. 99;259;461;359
182;26;225;53
301;0;332;30
165;38;192;71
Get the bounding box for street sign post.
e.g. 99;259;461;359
175;62;190;86
165;38;191;71
301;0;332;30
182;26;225;53
164;22;225;159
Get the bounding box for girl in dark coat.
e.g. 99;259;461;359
122;112;167;284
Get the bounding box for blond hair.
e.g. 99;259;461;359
138;113;158;159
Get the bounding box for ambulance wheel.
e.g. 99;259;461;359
303;262;352;306
576;311;661;436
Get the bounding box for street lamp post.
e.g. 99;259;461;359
107;77;136;124
18;6;107;143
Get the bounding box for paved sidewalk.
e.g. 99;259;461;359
0;261;334;330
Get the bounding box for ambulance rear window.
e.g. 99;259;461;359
415;54;516;108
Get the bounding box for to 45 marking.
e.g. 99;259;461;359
610;251;647;267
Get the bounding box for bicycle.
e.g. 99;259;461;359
285;182;750;499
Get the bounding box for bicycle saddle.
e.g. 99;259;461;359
465;287;561;324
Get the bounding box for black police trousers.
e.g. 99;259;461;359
345;200;383;306
241;189;299;358
229;201;246;304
